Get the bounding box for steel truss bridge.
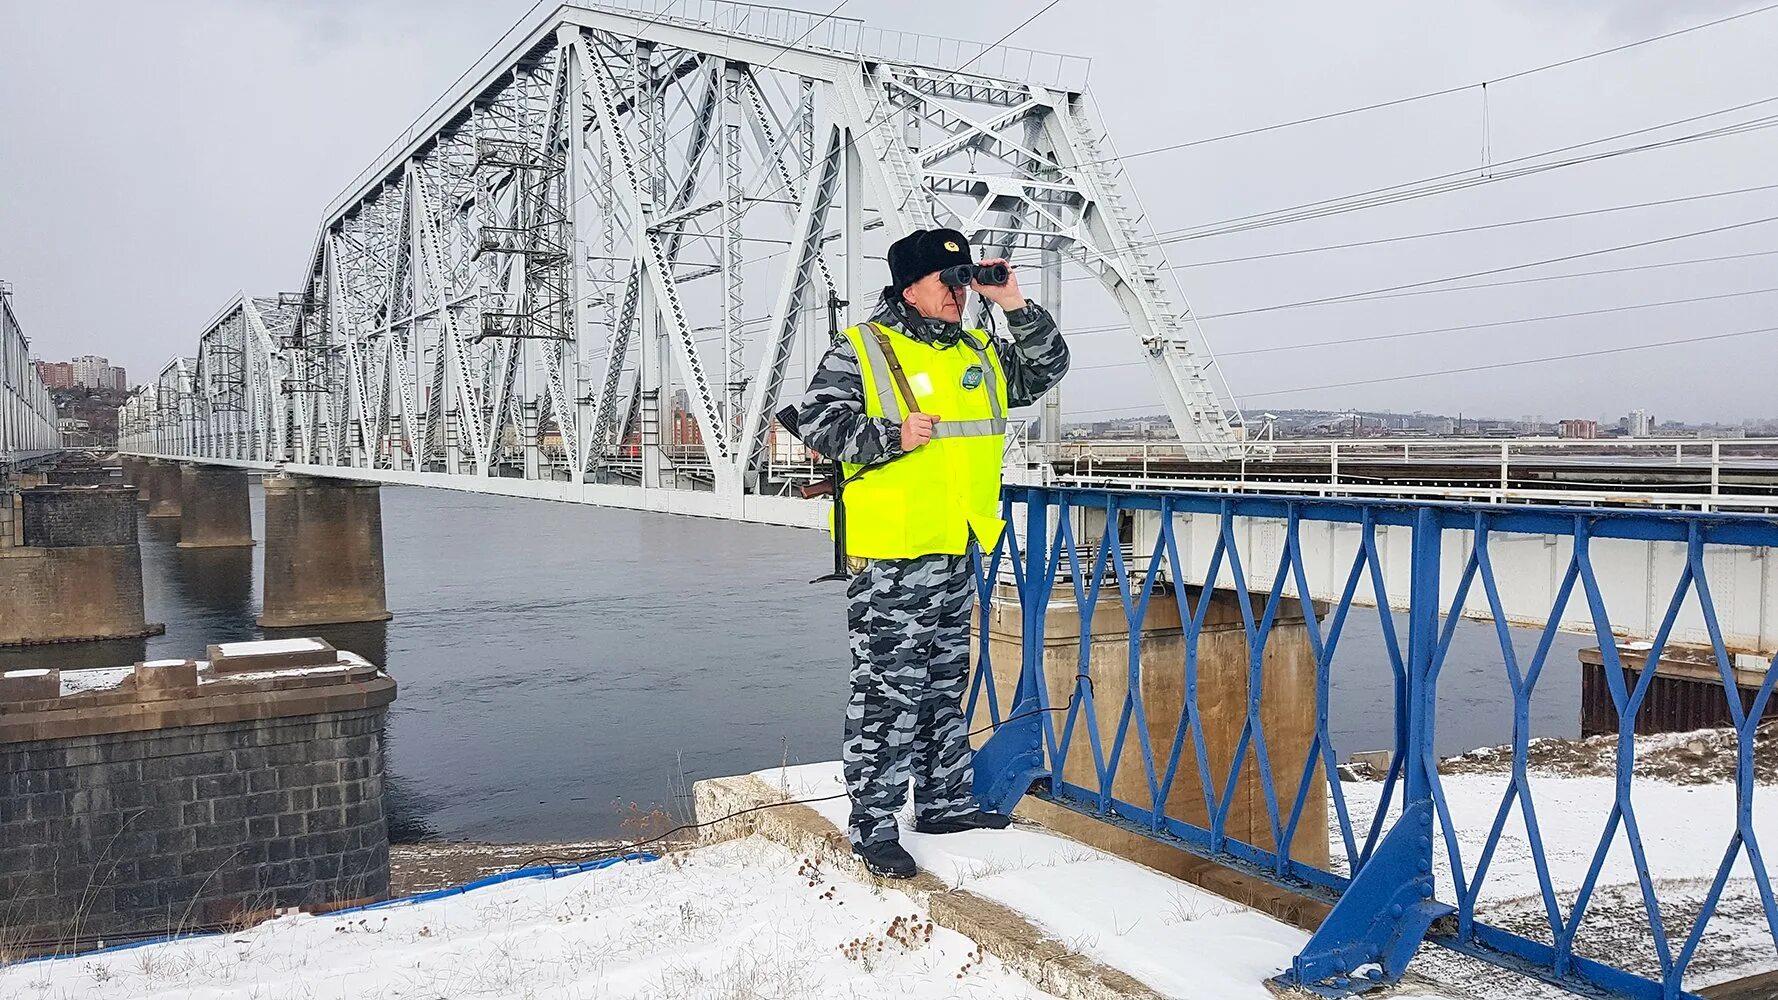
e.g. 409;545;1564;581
1;289;60;467
119;0;1234;523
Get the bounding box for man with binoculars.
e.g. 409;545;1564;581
793;227;1069;878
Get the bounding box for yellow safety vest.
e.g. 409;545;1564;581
838;321;1010;559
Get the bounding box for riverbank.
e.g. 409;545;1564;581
390;841;622;895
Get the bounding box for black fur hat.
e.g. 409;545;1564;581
885;228;973;292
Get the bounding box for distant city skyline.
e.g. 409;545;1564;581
33;354;127;393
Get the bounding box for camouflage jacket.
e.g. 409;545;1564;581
793;302;1070;466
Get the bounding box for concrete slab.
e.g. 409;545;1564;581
694;769;1165;1000
695;763;1473;1000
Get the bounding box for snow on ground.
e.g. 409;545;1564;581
759;761;1332;1000
214;638;328;657
1336;759;1778;989
59;666;133;695
0;838;1060;1000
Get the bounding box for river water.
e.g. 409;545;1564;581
3;482;1582;843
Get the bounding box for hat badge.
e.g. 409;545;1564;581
943;240;960;252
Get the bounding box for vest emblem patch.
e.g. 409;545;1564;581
960;364;985;390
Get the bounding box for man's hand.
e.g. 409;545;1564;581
972;257;1028;312
900;412;940;451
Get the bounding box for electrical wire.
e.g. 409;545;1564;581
1219;285;1778;359
1065;323;1778;416
1237;323;1778;402
1194;213;1778;322
1065;285;1778;367
1130;99;1778;247
514;675;1096;871
1059;248;1778;339
1116;182;1778;271
1068;1;1778;168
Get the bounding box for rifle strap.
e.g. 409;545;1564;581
869;323;923;416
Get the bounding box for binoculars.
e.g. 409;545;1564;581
938;262;1011;288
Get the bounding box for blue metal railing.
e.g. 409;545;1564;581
968;486;1778;1000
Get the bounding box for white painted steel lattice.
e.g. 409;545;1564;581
119;0;1234;520
2;289;60;465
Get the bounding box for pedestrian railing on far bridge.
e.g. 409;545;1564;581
966;486;1778;1000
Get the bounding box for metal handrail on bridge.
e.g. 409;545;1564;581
1040;436;1778;511
968;485;1778;1000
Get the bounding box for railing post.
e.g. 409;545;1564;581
971;489;1052;814
1278;506;1449;995
1404;507;1442;807
1711;439;1722;509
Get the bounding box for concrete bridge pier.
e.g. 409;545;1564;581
144;460;183;518
0;486;165;645
177;465;254;549
120;456;151;505
258;474;391;628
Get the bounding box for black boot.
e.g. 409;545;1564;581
854;839;917;879
914;810;1012;835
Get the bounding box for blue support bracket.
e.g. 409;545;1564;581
973;696;1047;814
1272;799;1452;997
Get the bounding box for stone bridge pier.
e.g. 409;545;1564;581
142;459;183;518
0;485;165;646
259;474;391;628
178;465;254;549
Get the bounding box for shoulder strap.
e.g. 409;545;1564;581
868;323;923;416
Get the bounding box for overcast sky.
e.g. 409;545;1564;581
2;0;1775;425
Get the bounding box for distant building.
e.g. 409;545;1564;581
1559;419;1598;439
36;354;126;391
35;360;74;389
1623;409;1654;438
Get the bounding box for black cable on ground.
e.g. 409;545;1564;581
516;674;1097;872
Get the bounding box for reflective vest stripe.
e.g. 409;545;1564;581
929;417;1007;438
855;325;904;416
964;341;1004;419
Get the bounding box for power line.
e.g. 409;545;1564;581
1238;324;1778;402
1065;285;1778;370
1064;227;1778;340
1113;182;1778;271
1064;323;1778;416
1133;98;1778;246
1070;2;1778;168
1224;285;1778;358
1245;248;1778;310
1195;213;1778;321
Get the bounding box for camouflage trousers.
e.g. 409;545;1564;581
843;551;978;847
